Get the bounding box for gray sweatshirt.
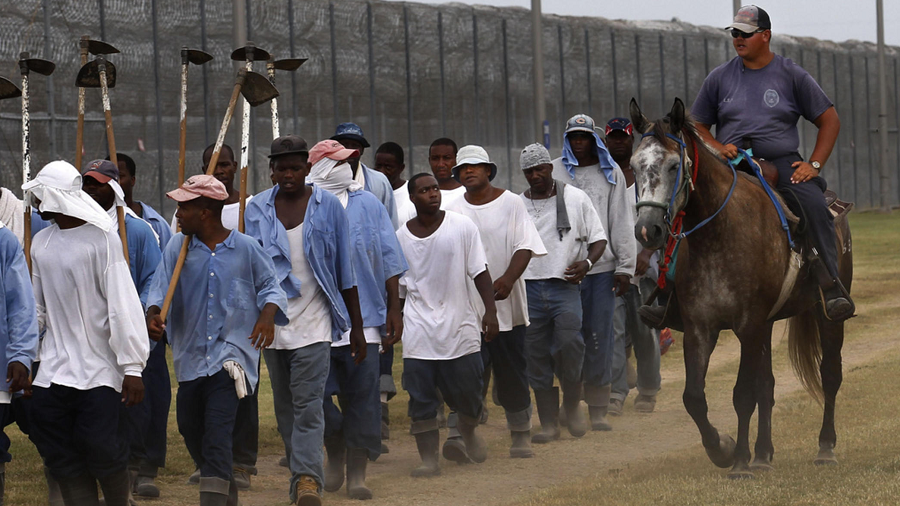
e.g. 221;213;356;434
551;158;636;278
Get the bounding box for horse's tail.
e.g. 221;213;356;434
787;308;824;404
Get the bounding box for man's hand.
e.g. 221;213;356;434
121;375;145;407
482;310;500;342
249;305;277;350
349;327;367;365
635;249;654;277
613;274;631;297
493;276;514;301
790;161;819;184
564;260;591;285
6;361;28;393
383;307;403;347
147;314;166;342
719;143;739;160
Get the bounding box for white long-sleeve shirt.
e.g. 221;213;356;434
31;223;149;392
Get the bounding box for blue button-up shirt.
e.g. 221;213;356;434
361;164;400;230
146;230;288;391
0;226;38;391
345;190;408;327
244;184;356;341
139;201;174;251
123;214;162;309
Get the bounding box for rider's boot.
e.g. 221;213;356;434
810;250;855;322
638;289;681;331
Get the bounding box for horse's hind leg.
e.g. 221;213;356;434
752;326;775;471
682;328;735;469
815;312;844;465
727;329;767;479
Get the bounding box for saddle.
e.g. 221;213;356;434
735;156;778;188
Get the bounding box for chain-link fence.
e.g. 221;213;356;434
2;0;898;217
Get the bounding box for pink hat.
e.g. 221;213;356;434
308;139;360;166
166;174;228;202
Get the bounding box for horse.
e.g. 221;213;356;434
628;97;852;479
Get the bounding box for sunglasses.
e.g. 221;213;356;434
731;28;765;39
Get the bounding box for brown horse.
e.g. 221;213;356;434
628;98;852;478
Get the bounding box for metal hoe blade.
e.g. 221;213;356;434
185;48;213;65
75;59;117;88
231;42;271;63
82;38;119;56
272;58;306;71
0;77;22;100
19;53;56;76
241;71;279;107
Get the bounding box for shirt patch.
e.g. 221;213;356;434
764;89;780;108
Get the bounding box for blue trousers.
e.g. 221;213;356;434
580;271;616;397
130;341;171;476
232;360;259;473
263;342;330;499
176;369;240;481
0;404;11;464
30;384;129;480
379;345;397;400
403;353;484;431
323;344;381;460
524;279;585;390
611;277;661;401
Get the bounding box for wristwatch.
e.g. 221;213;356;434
811;161;822;171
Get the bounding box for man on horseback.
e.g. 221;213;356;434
689;4;853;322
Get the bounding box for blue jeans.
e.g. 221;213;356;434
580;271;616;403
611;277;661;401
263;342;330;500
323;344;381;460
176;369;240;481
379;345;397;400
402;353;484;432
524;279;585;390
131;340;171;477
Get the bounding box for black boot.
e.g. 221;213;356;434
345;448;372;500
822;278;855;322
323;434;345;493
96;469;131;506
58;473;100;506
531;388;560;444
411;430;441;477
638;289;681;331
198;476;230;506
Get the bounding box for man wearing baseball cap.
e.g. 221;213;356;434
245;135;365;506
602;119;663;416
551;114;636;432
446;145;547;460
519;143;607;444
331;122;399;230
688;5;851;322
145;174;288;506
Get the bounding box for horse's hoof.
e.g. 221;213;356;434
749;460;774;472
814;444;838;466
706;434;737;469
727;464;755;480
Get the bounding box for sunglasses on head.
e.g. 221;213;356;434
731;28;764;39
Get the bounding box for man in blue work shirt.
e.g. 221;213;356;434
330;123;399;230
145;175;288;506
0;220;39;505
307;140;408;500
245;135;366;506
108;153;173;250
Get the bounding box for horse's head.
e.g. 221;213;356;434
629;98;692;251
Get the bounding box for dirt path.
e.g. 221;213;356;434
163;311;894;506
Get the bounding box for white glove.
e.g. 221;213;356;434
223;360;247;399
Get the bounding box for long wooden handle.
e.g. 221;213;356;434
75;48;88;171
159;238;189;322
100;65;129;267
23;209;31;273
21;71;31;273
178;63;188;187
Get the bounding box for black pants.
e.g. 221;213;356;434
130;341;171;477
481;325;532;430
232;362;259;473
177;369;240;481
772;153;839;278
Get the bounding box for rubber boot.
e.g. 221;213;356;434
323;434;345;493
442;412;469;464
585;384;613;431
345;448;372;500
410;430;441;477
44;465;65;506
381;402;390;441
226;479;239;506
509;431;534;458
58;473;100;506
96;469;130;506
456;414;487;464
198;476;230;506
0;468;4;506
561;380;588;437
531;388;560;444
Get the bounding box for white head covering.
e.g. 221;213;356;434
307;157;363;208
22;161;113;232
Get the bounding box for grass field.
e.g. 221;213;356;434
3;210;899;506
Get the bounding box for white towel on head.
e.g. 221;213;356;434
307;158;363;208
0;188;25;245
22;161;112;232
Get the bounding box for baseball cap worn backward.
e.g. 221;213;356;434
269;135;309;159
166;174;228;202
727;5;771;32
452;145;498;182
308;139;361;166
520;143;552;171
605;117;634;136
330;122;370;148
565;114;597;135
82;159;120;184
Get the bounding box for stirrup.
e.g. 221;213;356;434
820;278;855;322
639;288;682;331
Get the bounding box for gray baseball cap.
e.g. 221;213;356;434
520;143;552;171
726;5;771;32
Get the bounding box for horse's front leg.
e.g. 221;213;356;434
728;329;766;479
815;311;844;465
682;326;735;468
752;324;775;471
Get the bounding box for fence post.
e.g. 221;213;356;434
473;11;480;142
151;0;166;209
865;56;874;208
98;0;107;40
42;0;56;160
849;54;858;204
438;11;446;136
584;28;592;116
289;0;299;134
503;19;512;189
658;33;665;113
404;5;413;171
682;36;689;102
634;33;642;109
367;2;377;146
610;30;618;115
329;2;338;126
558;24;566;116
200;0;210;147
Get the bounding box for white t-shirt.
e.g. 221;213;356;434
394;182;417;225
397;212;488;360
334;326;382;347
446;191;547;331
272;224;333;350
169;196;253;233
521;184;607;281
440;186;467;210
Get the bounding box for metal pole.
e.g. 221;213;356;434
503;19;512;190
849;55;858;204
289;0;299;134
473;12;480;141
98;0;107;41
367;2;376;145
682;36;689;101
42;0;56;160
876;0;890;212
896;56;900;205
152;0;166;209
610;30;618;116
658;33;666;113
330;2;339;126
532;0;545;143
832;52;843;196
733;0;741;15
438;11;447;136
635;33;642;109
584;29;592;117
404;5;413;171
865;56;874;209
558;25;566;117
201;0;211;146
233;0;247;151
246;2;257;194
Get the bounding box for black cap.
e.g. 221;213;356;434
269;135;309;159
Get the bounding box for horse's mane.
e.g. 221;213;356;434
647;114;720;163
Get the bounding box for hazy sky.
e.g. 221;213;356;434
385;0;900;47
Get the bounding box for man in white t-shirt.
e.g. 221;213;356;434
446;145;547;459
604;118;662;415
428;138;467;209
518;144;608;444
397;173;499;476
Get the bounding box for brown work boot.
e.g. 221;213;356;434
608;397;624;417
634;393;657;413
293;476;321;506
345;448;372;500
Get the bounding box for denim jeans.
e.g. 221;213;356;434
263;342;330;500
379;345;397;400
132;340;171;477
402;353;485;432
323;344;382;460
176;369;240;481
611;277;662;401
580;271;616;397
524;279;585;391
481;325;532;431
